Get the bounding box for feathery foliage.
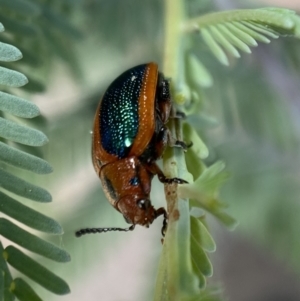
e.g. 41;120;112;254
0;20;70;300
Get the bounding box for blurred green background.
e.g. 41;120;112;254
1;0;300;300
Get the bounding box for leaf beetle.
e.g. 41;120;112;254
76;62;187;237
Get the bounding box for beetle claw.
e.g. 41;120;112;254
174;140;193;151
163;177;188;184
174;111;186;119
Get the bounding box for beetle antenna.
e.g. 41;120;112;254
75;224;135;237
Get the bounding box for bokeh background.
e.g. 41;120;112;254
1;0;300;300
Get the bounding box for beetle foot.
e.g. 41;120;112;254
170;109;186;119
174;140;193;151
167;130;192;152
174;111;186;119
161;177;188;184
155;207;168;237
170;177;188;184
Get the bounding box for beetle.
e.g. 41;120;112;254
76;62;187;237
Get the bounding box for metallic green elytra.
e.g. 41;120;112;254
99;64;148;158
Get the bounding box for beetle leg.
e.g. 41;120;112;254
152;126;168;159
166;129;192;151
145;161;188;184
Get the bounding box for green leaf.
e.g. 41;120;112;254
0;192;62;235
0;66;28;87
225;22;258;46
178;162;237;229
190;216;216;252
194;161;229;196
0;91;40;118
0;268;3;301
187;287;224;301
201;28;229;65
179;161;229;199
207;207;238;229
183;123;209;159
0;23;4;32
0;169;51;202
0;242;14;301
208;25;241;58
4;246;70;295
0;117;48;146
232;21;271;43
11;278;42;301
21;76;46;93
174;82;192;106
216;24;252;53
0;0;41;16
0;142;52;174
191;259;206;289
190;199;238;230
181;90;203;116
242;21;279;38
186;52;213;88
0;34;41;66
0;219;70;262
0;42;22;62
185;144;206;180
190;234;213;277
42;3;82;39
177;200;200;294
0;13;39;36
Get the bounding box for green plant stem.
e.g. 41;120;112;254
162;0;187;177
155;1;186;299
163;0;184;79
154;1;199;300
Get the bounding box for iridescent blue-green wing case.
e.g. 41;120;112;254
99;64;148;158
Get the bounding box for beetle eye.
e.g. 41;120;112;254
137;199;149;210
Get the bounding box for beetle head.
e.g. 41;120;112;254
117;195;156;227
99;157;167;229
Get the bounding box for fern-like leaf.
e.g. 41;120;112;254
0;91;40;117
176;8;300;115
4;246;70;295
0;219;69;262
183;8;300;65
0;1;81;83
0;23;70;299
11;278;43;301
0;41;22;61
0;0;40;17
